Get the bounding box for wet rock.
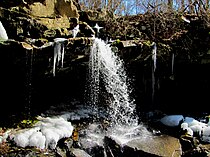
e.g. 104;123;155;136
71;148;92;157
104;135;182;157
126;135;182;157
56;137;74;156
79;138;105;157
55;147;67;157
179;134;199;151
182;144;209;157
104;136;123;156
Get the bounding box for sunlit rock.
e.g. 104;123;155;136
71;148;92;157
104;135;182;157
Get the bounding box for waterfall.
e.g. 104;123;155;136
87;38;100;114
88;38;138;127
25;49;33;117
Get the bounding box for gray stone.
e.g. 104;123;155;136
71;148;92;157
104;135;182;157
124;135;182;157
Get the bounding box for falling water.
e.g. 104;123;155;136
87;38;100;114
25;49;33;117
88;38;138;127
82;38;151;148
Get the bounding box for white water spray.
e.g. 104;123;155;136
81;38;151;148
88;38;138;127
87;38;100;111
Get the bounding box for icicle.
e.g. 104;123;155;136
171;53;174;75
151;42;157;105
151;67;155;105
53;38;68;76
53;43;58;77
151;42;157;72
170;53;175;80
61;44;65;68
56;43;62;66
72;24;80;38
181;15;190;23
0;21;8;40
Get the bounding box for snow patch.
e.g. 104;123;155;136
10;116;73;150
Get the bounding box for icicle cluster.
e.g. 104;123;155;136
53;38;68;76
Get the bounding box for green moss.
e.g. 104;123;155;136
17;118;39;129
143;40;152;47
111;39;121;46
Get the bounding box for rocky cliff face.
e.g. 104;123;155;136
24;0;80;28
0;0;81;40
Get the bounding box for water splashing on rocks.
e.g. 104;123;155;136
83;38;151;150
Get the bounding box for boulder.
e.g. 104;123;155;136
104;135;182;157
